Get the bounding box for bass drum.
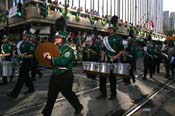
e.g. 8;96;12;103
35;42;60;68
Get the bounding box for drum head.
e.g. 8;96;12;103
35;42;60;68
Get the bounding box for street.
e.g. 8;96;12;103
0;59;175;116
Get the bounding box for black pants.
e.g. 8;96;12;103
42;71;82;116
31;64;42;80
10;61;34;98
123;57;136;83
86;73;97;80
144;57;153;79
99;73;116;97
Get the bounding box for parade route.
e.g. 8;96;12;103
0;63;175;116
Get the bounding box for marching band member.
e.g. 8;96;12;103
96;26;124;100
7;31;35;98
143;41;154;79
0;35;14;85
42;31;83;116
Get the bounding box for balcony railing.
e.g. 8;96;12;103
0;0;165;40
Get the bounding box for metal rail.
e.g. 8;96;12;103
122;79;175;116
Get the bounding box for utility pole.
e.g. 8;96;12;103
135;0;137;25
64;0;69;31
102;0;104;16
147;0;149;27
6;0;9;29
117;0;120;18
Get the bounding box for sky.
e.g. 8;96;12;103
163;0;175;12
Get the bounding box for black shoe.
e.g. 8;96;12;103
96;94;106;100
6;93;17;99
108;95;116;100
23;90;34;95
41;109;51;116
74;105;83;115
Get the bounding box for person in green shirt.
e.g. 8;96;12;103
42;31;83;116
7;31;35;98
0;35;14;85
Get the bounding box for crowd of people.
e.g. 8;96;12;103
45;0;101;17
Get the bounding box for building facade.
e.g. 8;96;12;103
170;12;175;30
163;11;170;29
56;0;163;32
2;0;164;33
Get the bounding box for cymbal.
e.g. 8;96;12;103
35;42;60;68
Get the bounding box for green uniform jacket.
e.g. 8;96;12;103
1;42;14;54
1;42;14;60
17;41;34;63
128;44;137;58
105;34;124;57
19;41;35;55
51;44;74;75
145;46;155;60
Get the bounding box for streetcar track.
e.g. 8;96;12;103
122;79;175;116
103;76;175;116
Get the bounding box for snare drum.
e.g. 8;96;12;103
111;63;118;75
86;62;98;74
116;63;130;77
82;61;90;72
0;61;14;76
99;63;111;76
95;63;101;73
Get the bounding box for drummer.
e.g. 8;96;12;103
0;35;14;85
7;31;35;98
96;26;124;100
82;38;100;80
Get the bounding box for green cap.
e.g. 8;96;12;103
54;31;68;39
108;26;116;32
3;35;10;39
23;31;32;37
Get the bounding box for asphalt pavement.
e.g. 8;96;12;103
0;59;175;116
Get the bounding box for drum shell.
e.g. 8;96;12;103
112;63;118;74
116;63;130;77
0;61;14;77
82;61;90;72
99;63;111;76
86;62;97;74
95;63;101;73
